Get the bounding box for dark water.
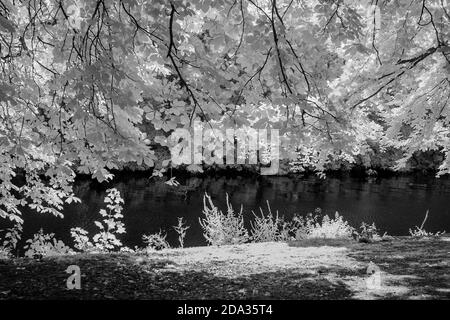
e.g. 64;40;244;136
12;175;450;249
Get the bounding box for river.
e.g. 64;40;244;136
10;173;449;250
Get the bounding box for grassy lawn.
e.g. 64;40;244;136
0;237;449;300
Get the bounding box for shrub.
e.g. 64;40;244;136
143;230;170;251
292;212;316;239
70;227;94;251
294;210;355;240
0;223;22;258
0;247;11;259
92;188;126;251
199;193;249;246
250;201;289;242
278;219;295;242
24;229;73;258
119;246;135;253
359;222;378;239
409;227;445;238
409;210;445;238
70;188;126;252
173;217;190;248
358;222;386;242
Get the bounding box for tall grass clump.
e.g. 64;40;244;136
409;210;445;238
142;230;171;251
199;193;249;246
250;201;292;242
293;209;355;240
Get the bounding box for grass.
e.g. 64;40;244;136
199;193;249;246
200;195;359;246
409;210;446;238
250;201;286;242
0;236;448;299
293;211;355;240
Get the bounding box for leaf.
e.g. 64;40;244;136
94;221;104;230
0;15;15;33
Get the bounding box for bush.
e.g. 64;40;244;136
199;193;249;246
278;220;295;242
250;201;291;242
143;230;170;251
0;247;11;259
0;223;22;258
293;209;355;240
70;227;94;252
357;222;387;242
24;229;73;258
71;188;126;252
359;222;379;239
92;188;126;251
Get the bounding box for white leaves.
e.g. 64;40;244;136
23;229;73;258
151;168;165;178
161;159;171;167
66;196;81;204
0;224;22;254
0;0;449;226
142;231;170;251
165;177;180;187
143;156;154;167
186;164;204;173
71;188;126;253
93;169;114;183
94;221;104;230
199;193;249;246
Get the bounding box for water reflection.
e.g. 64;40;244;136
12;174;450;249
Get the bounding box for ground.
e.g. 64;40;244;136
0;237;449;300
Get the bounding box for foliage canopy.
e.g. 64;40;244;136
0;0;449;222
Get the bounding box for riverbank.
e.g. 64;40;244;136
0;236;449;300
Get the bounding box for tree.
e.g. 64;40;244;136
0;0;449;223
